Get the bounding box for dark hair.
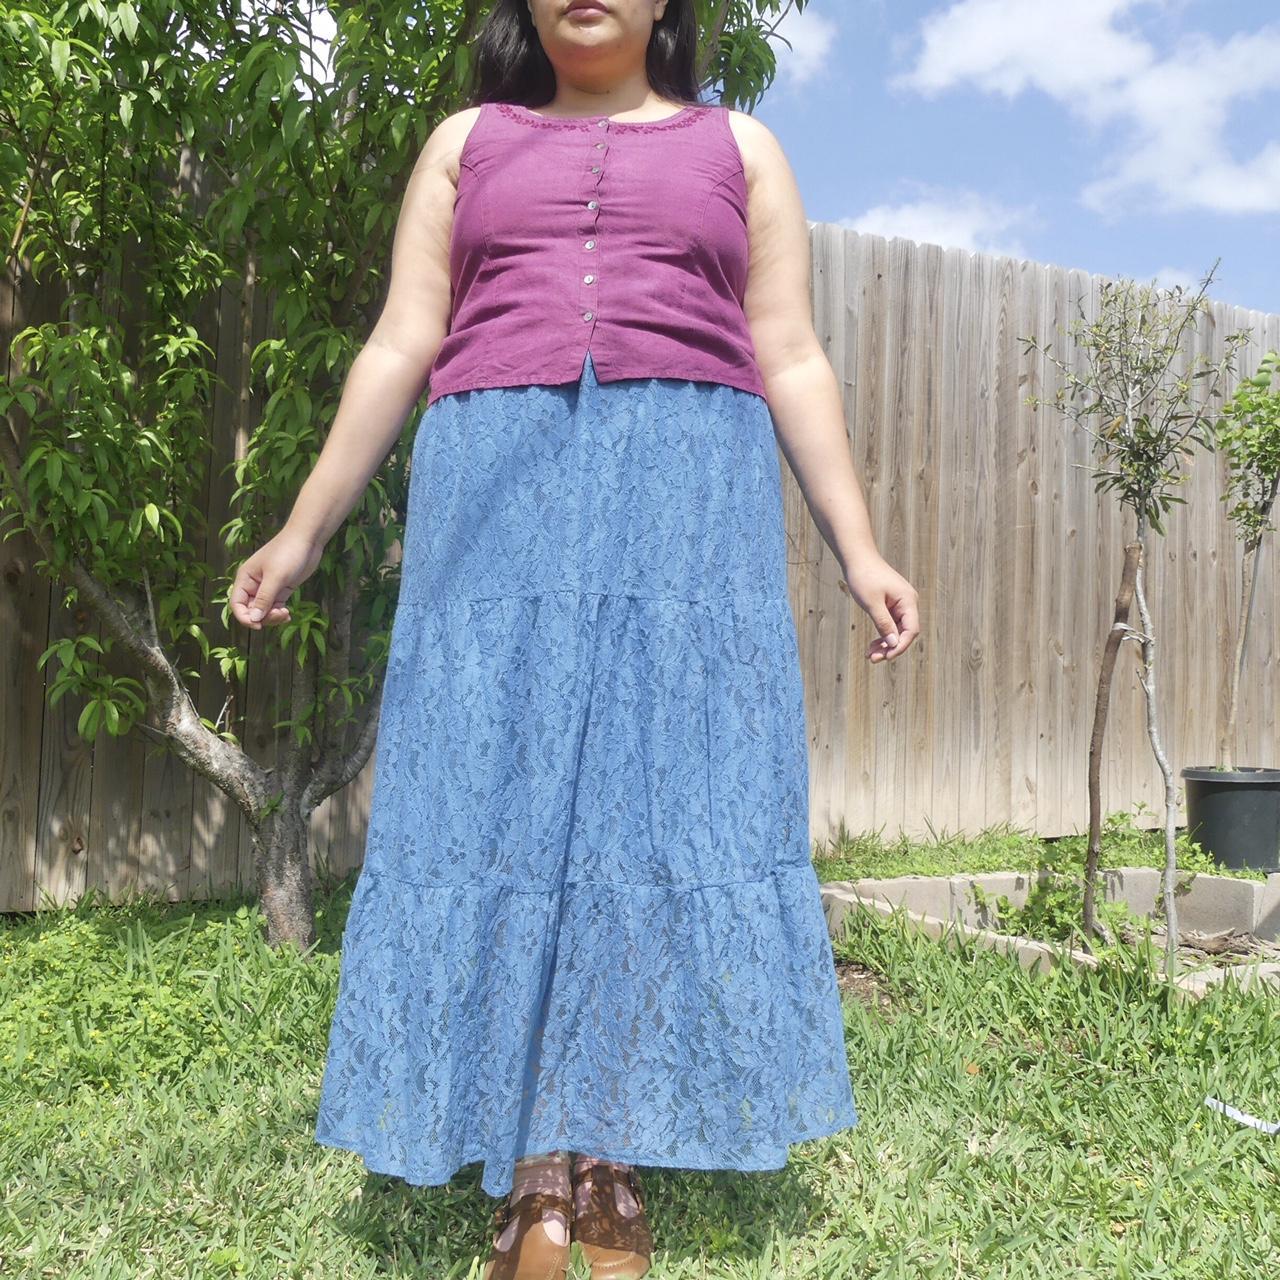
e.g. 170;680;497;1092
467;0;705;110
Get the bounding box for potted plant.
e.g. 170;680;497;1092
1181;349;1280;873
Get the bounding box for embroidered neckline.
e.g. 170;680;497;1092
494;101;710;132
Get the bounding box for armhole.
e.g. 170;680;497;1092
717;104;748;183
458;102;489;173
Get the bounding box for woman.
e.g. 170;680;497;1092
230;1;919;1276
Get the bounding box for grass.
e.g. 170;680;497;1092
1;817;1278;1277
811;803;1272;887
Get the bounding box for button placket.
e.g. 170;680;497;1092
579;119;607;326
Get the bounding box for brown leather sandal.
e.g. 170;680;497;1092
481;1186;572;1280
571;1161;652;1279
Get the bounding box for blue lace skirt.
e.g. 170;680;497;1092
313;351;858;1197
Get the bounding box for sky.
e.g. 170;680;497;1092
762;0;1280;316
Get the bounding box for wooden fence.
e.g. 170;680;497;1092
2;223;1278;911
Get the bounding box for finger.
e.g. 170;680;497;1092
247;577;286;624
229;563;265;621
868;610;910;661
868;602;899;648
873;615;920;660
874;629;913;660
893;596;920;642
247;601;291;622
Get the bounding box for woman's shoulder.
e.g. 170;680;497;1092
423;106;487;187
723;107;788;195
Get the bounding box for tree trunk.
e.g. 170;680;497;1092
1220;533;1262;771
1084;540;1142;947
1131;524;1180;977
253;793;319;951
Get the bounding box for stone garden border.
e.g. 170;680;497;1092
820;867;1280;1001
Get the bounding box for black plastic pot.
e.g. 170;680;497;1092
1180;765;1280;873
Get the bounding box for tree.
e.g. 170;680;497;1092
1021;265;1251;976
1211;349;1280;772
0;0;802;947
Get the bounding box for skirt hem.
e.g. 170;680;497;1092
313;1105;861;1198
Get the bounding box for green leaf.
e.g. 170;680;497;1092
49;39;70;83
78;701;101;739
389;106;408;152
281;96;305;150
116;3;139;43
144;502;161;534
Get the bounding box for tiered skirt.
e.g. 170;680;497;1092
313;352;859;1197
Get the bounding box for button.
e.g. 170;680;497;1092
590;165;601;173
583;274;595;283
596;119;607;128
582;310;594;321
594;141;604;149
584;239;596;249
587;200;599;209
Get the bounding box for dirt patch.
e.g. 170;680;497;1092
833;959;895;1014
1112;922;1280;972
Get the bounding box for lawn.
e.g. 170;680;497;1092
2;820;1278;1278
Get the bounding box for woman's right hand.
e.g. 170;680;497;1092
229;527;325;630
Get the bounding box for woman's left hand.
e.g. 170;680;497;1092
838;555;921;664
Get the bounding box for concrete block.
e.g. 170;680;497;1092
1101;867;1161;914
1229;962;1280;996
1171;967;1220;1003
1172;960;1280;1002
1254;874;1280;942
949;872;1039;926
1175;874;1261;935
818;883;1099;974
820;869;1278;1004
849;874;951;918
821;881;863;939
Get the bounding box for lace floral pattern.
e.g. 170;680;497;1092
313;353;859;1197
494;100;710;132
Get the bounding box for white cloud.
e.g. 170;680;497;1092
1147;264;1200;293
891;0;1155;114
891;0;1280;216
770;3;840;89
837;189;1037;260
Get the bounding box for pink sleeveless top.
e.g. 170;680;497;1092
424;100;767;407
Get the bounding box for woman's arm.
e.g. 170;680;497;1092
281;108;478;553
730;110;919;664
229;107;479;630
